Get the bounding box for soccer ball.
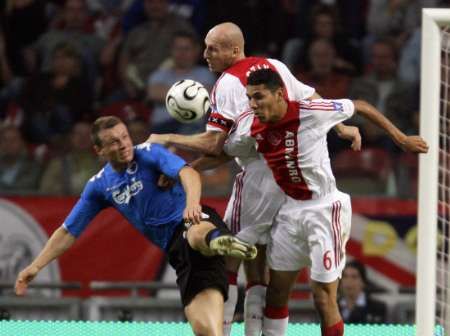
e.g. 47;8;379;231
165;79;210;123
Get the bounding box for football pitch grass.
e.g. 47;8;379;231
0;320;433;336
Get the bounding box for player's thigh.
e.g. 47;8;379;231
224;169;284;244
266;203;310;272
308;191;352;284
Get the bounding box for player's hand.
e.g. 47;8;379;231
399;135;429;153
183;203;202;225
147;134;170;146
15;265;39;296
336;125;361;151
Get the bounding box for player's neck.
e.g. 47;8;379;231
269;100;288;123
110;161;128;173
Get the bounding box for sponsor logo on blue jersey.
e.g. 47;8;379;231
112;177;143;204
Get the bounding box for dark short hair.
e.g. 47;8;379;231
172;30;200;46
91;116;123;147
247;68;284;92
345;260;368;284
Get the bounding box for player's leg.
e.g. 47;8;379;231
243;244;269;336
222;165;283;335
186;218;257;259
310;280;343;336
223;256;241;335
185;288;225;336
307;191;352;336
261;199;313;336
167;216;229;336
262;269;299;336
221;172;246;335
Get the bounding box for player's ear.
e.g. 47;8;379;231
276;87;284;100
232;46;240;57
93;144;103;156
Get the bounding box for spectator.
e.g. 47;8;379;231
122;0;207;35
146;31;215;133
398;27;421;86
20;42;93;145
118;0;195;98
338;260;387;324
0;125;41;193
366;0;434;49
39;121;100;195
282;4;362;74
348;37;415;150
287;0;368;42
296;38;351;99
0;29;22;120
29;0;104;82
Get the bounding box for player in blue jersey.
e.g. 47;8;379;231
14;116;257;336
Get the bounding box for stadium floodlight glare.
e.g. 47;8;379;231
417;8;450;336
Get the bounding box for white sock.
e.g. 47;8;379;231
223;273;238;336
244;284;266;336
262;305;289;336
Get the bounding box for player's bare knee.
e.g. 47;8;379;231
312;287;337;315
186;226;202;248
266;286;289;306
186;223;211;249
190;316;216;336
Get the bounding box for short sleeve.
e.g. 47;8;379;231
63;180;106;237
304;99;355;134
207;75;246;133
138;143;187;179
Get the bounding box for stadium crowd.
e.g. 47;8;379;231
0;0;445;197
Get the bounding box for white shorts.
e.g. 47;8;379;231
224;160;286;245
267;190;352;283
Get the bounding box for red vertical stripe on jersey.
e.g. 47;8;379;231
250;101;312;200
231;172;244;234
332;202;338;268
336;201;342;265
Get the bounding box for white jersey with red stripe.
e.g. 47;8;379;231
212;57;314;244
207;56;315;168
226;98;355;200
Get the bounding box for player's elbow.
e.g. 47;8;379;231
202;132;226;156
352;99;370;112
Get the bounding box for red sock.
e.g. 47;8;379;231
264;305;289;319
322;320;344;336
227;271;237;285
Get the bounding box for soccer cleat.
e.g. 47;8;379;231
209;235;257;260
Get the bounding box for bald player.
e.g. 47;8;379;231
149;22;361;336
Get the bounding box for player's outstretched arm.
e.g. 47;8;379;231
15;227;76;296
190;152;232;171
179;166;202;224
147;131;228;156
334;124;362;151
353;99;429;153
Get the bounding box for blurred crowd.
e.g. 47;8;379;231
0;0;447;197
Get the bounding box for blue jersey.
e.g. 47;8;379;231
63;143;187;250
